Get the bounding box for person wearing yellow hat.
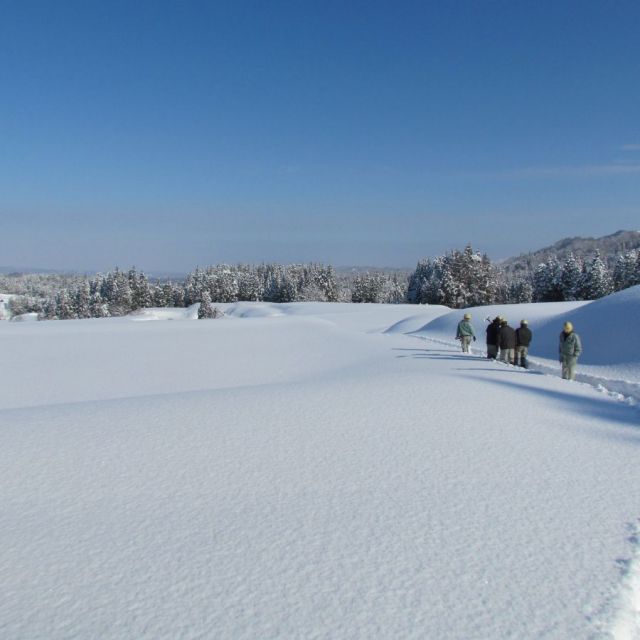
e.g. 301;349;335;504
456;312;476;353
559;321;582;380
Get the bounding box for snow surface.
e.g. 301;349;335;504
1;293;639;639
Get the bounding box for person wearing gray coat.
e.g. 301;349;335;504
456;313;476;353
559;321;582;380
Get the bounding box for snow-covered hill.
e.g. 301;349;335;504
500;229;640;273
0;291;639;638
532;285;640;366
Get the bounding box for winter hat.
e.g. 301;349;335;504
563;321;573;332
463;313;471;320
520;319;528;326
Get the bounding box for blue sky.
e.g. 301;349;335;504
1;0;639;272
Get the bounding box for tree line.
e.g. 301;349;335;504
3;246;640;320
5;263;405;319
407;246;640;307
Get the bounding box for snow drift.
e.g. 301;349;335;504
532;284;640;365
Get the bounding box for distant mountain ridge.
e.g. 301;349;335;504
0;266;63;275
501;229;640;276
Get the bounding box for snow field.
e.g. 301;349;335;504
0;311;422;410
2;357;639;638
1;293;639;638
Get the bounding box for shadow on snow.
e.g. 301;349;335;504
393;345;640;437
392;347;483;362
464;375;640;441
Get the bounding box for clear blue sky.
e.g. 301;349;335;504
1;0;639;272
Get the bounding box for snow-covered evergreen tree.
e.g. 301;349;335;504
407;259;430;304
157;281;179;307
581;251;613;299
533;258;563;301
151;285;167;307
439;262;460;307
613;250;639;291
559;253;583;301
198;291;215;319
237;269;262;301
298;281;327;301
90;291;109;318
131;271;153;309
406;246;499;307
74;281;92;318
461;248;499;307
172;285;185;308
40;298;57;320
211;267;239;303
352;273;378;303
319;265;339;302
279;270;298;302
98;268;132;315
382;273;407;304
421;256;447;305
184;267;207;306
55;289;76;319
508;279;534;303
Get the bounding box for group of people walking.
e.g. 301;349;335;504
484;316;531;368
455;313;582;380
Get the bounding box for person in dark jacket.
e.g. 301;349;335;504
485;316;501;359
515;319;532;368
498;319;516;364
